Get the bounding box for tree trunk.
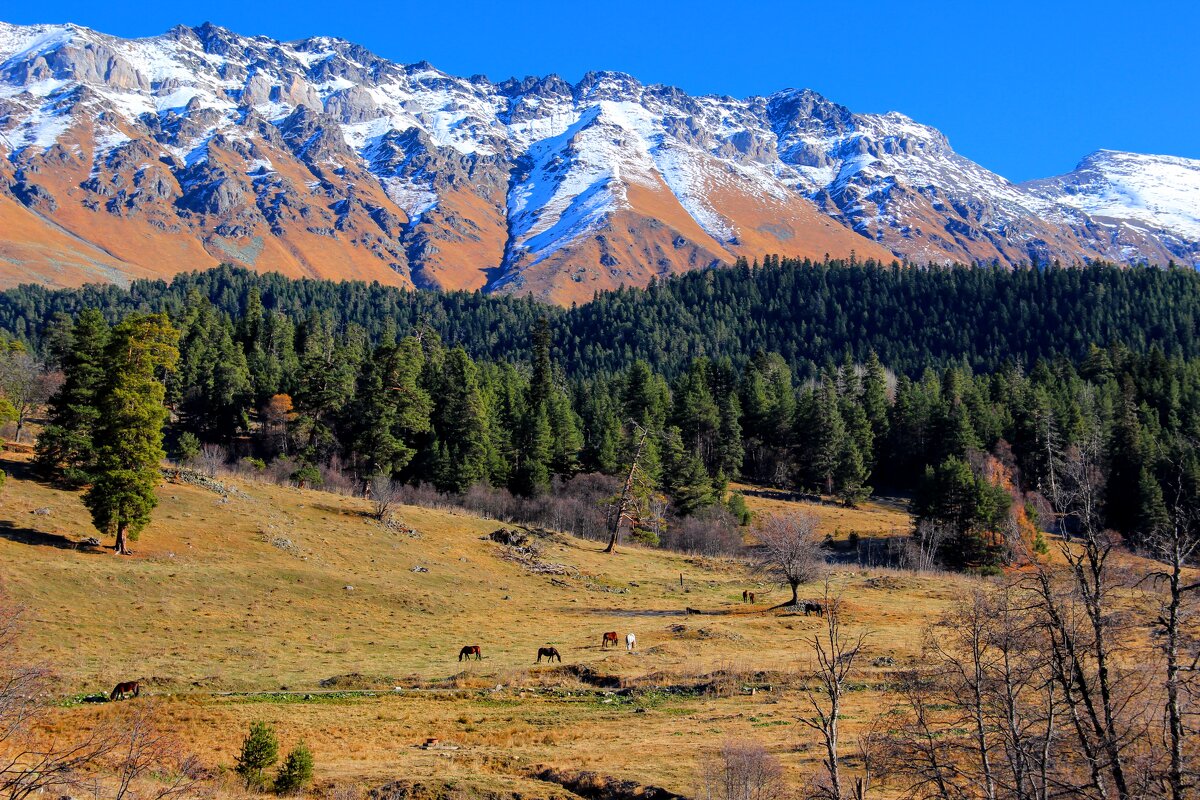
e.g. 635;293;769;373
1165;538;1185;800
114;524;129;555
605;426;649;554
790;580;800;606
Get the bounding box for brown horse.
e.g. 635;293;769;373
742;590;748;603
110;681;140;700
458;645;482;661
536;646;562;663
747;592;756;604
601;631;618;649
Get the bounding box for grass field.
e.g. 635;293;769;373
0;449;981;798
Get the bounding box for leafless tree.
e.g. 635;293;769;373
1142;445;1200;800
754;512;825;607
1035;436;1147;800
0;601;117;800
605;422;651;554
801;582;867;800
0;348;57;444
700;738;788;800
906;521;953;572
196;443;225;478
368;473;400;521
105;702;208;800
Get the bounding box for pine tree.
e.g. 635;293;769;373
35;309;110;484
431;347;490;493
662;426;716;516
235;721;279;790
83;314;179;555
351;335;431;480
273;742;314;795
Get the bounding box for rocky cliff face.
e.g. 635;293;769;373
0;21;1197;302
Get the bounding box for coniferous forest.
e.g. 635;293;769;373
3;257;1199;572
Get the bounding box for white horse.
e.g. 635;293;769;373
626;632;636;652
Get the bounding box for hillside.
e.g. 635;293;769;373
0;23;1198;302
0;448;948;795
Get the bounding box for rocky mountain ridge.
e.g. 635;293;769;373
1;21;1197;302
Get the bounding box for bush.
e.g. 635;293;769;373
172;431;201;464
235;721;279;790
291;463;322;489
725;492;752;526
273;741;314;795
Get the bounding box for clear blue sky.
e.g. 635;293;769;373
5;0;1196;182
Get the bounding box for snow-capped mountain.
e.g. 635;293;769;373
0;21;1197;302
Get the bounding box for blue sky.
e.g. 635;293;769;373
5;0;1196;182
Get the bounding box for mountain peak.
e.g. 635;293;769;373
0;18;1196;300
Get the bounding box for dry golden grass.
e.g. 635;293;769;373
1;450;980;797
732;483;912;540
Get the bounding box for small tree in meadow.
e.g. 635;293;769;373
235;721;279;790
273;741;314;795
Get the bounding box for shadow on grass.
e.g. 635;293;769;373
0;520;103;553
574;607;689;617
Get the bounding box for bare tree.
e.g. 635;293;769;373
1143;446;1200;800
1036;437;1144;800
106;702;208;800
368;473;400;521
0;601;117;800
700;738;787;800
0;348;57;444
800;583;867;800
754;512;825;607
907;521;952;572
605;422;651;554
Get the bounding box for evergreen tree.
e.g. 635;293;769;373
35;309;110;484
350;335;431;480
235;721;279;790
431;347;490;493
82;314;179;555
273;742;314;795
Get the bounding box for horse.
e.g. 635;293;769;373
626;632;636;652
602;631;618;649
536;646;562;663
803;601;824;616
742;590;749;603
747;592;756;604
458;645;482;661
110;681;140;701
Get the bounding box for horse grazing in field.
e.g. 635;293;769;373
602;631;619;649
110;681;140;701
747;592;756;604
458;645;482;661
536;646;562;663
625;633;636;652
803;601;824;616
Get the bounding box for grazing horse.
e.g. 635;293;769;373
458;645;482;661
110;681;140;701
602;631;619;649
626;632;636;652
803;601;824;616
536;646;562;663
747;592;756;604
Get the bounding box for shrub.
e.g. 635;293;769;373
726;492;752;526
291;463;322;489
235;721;279;790
172;431;201;464
273;741;314;795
